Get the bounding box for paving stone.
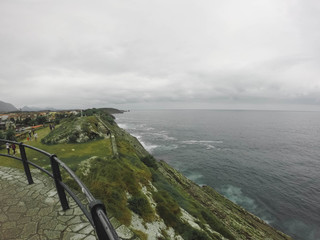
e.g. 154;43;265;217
79;225;95;235
83;235;97;240
0;166;105;240
0;213;8;221
110;217;122;229
21;222;37;239
2;221;16;229
44;230;61;239
116;225;135;239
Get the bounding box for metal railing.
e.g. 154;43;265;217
0;139;119;240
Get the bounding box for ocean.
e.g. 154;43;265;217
115;110;320;240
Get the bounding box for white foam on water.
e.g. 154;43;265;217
220;185;257;211
159;144;179;151
133;134;159;153
131;134;142;140
151;132;177;141
117;123;128;129
181;140;223;144
181;140;222;150
186;172;204;183
141;141;159;153
205;144;216;150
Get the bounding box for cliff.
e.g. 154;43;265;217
4;110;292;240
70;112;292;240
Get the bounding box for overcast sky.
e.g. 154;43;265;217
0;0;319;110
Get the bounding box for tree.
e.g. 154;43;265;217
0;131;4;139
36;116;47;124
22;117;32;126
5;129;16;141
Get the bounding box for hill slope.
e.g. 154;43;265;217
0;100;18;112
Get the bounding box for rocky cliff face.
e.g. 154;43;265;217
157;161;291;240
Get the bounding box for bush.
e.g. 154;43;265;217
141;155;158;169
36;116;47;124
69;131;79;143
0;131;4;139
5;129;16;141
153;190;181;228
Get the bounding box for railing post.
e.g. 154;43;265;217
19;143;34;185
89;200;118;240
50;154;69;211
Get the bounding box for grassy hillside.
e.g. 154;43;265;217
0;111;292;240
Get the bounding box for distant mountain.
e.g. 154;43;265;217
21;106;58;112
0;100;18;112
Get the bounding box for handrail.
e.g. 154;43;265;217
0;139;119;240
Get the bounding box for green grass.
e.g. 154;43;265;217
0;125;112;171
150;168;235;240
128;191;155;222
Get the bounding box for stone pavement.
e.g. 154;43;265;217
0;166;97;240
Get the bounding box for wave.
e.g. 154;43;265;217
219;185;274;224
150;132;177;141
131;134;142;140
219;185;257;210
181;140;222;150
158;144;179;151
140;141;159;153
117;123;128;129
186;172;204;184
181;140;223;144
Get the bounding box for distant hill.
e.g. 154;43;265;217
21;106;58;112
98;108;125;114
0;100;18;112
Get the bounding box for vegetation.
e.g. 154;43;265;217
128;191;155;222
0;108;293;240
41;116;105;144
4;129;16;141
140;154;158;169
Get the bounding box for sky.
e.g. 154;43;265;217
0;0;320;110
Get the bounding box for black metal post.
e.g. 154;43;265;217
19;143;34;184
89;200;119;240
50;154;69;211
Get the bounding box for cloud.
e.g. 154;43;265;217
0;0;320;110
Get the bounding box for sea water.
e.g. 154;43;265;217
115;110;320;240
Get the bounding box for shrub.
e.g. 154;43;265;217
201;210;236;240
5;129;16;141
141;155;158;169
69;131;79;143
153;190;181;228
128;192;155;222
132;230;148;240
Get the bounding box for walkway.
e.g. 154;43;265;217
0;166;96;240
95;115;119;157
0;166;138;240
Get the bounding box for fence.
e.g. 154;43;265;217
0;139;119;240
